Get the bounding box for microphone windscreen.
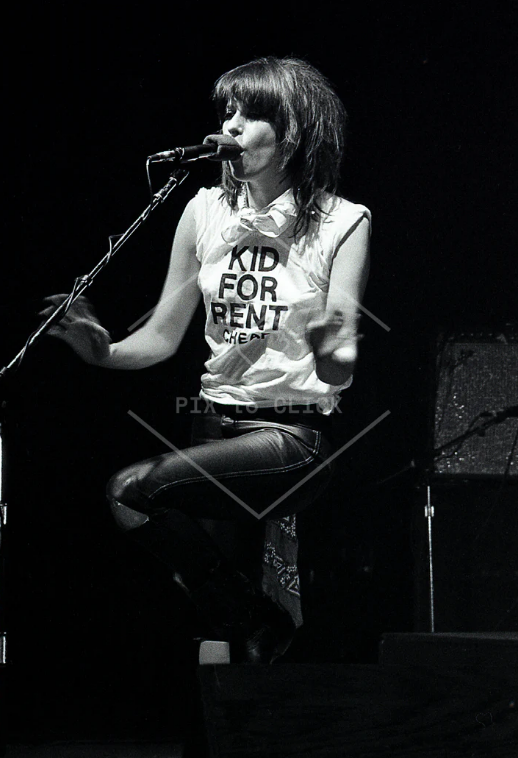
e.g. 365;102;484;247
203;134;243;161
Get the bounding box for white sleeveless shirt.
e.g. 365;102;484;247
192;186;371;414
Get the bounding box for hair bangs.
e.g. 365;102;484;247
213;61;286;128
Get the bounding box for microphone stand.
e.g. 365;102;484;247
0;167;189;382
0;164;189;686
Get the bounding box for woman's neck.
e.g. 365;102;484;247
245;176;293;210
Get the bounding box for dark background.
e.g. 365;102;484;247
2;0;517;746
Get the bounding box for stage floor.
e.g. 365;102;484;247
4;743;183;758
4;634;518;757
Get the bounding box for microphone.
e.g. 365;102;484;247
204;134;244;162
148;135;242;164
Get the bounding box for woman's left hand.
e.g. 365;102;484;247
306;310;358;385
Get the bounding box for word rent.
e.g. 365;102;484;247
210;244;288;341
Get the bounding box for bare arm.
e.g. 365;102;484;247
44;198;201;369
307;215;370;385
98;198;201;369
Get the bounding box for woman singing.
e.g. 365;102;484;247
43;56;371;664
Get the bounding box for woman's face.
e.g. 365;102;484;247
221;102;283;185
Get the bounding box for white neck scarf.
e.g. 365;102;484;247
222;188;298;244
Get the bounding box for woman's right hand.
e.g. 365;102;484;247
40;294;112;365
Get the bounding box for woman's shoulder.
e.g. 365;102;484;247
313;193;371;246
321;192;371;224
193;185;227;210
191;185;233;247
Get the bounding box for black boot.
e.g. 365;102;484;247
190;564;296;664
126;510;296;664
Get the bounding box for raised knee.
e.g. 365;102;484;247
109;499;149;531
106;468;148;531
106;468;132;506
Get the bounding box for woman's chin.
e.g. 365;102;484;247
229;162;247;182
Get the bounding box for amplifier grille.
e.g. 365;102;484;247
433;333;518;478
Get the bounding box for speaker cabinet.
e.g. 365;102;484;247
432;329;518;479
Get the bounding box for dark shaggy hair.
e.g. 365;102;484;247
212;56;347;238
